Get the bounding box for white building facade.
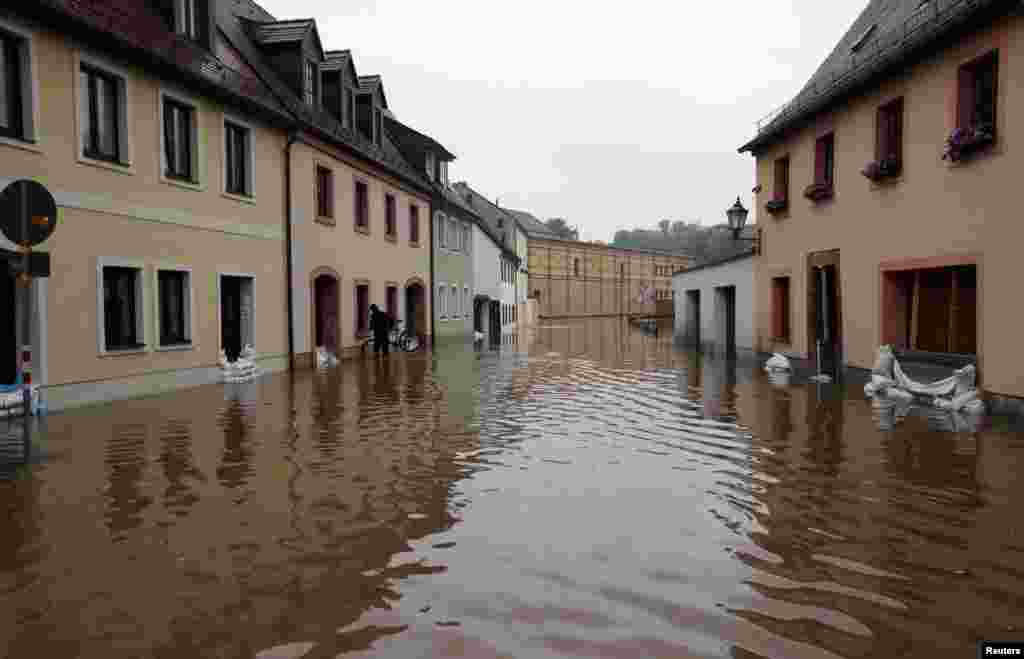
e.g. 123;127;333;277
673;253;756;354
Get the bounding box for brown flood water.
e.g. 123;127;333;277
1;317;1023;659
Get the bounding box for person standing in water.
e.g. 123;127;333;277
369;304;393;356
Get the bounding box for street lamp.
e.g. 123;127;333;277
725;196;759;254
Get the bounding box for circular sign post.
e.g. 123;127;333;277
0;180;58;248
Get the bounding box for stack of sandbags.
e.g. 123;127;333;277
0;385;39;418
316;346;339;369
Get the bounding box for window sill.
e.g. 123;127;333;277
100;345;148;357
354;224;370;236
161;175;203;192
0;135;42;155
78;154;134;175
409;241;421;248
315;215;336;227
223;191;256;206
385;233;398;243
156;342;194;352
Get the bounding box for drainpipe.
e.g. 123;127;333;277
284;132;298;371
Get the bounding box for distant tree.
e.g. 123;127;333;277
658;219;670;237
545;217;578;240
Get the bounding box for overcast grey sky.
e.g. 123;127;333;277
259;0;866;242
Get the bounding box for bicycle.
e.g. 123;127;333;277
389;319;419;352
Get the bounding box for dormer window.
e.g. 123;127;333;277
344;87;354;129
439;161;449;187
175;0;198;39
425;152;436;181
304;60;317;106
373;108;382;147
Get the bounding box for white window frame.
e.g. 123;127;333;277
304;59;317;106
96;257;147;355
175;0;198;39
437;281;447;320
217;272;257;354
74;50;133;172
436;212;446;250
222;113;256;202
425;152;436;181
0;18;40;151
154;266;194;351
451;284;458;319
464;286;470;318
159;86;203;190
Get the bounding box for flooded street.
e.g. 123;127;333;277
2;317;1024;659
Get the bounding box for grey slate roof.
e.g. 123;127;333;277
673;250;755;276
383;116;457;161
506;209;559;239
322;50;357;79
451;182;521;261
230;0;276;21
358;75;389;108
740;0;1013;153
218;3;432;194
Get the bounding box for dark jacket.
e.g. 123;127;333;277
370;309;393;336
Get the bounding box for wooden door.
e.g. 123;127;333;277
221;276;242;361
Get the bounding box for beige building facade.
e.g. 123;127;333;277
742;0;1024;399
0;8;291;410
527;237;690;319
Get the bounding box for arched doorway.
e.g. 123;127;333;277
313;273;339;354
404;279;427;345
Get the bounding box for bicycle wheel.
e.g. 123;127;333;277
401;333;417;352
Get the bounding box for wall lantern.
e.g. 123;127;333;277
725;196;760;255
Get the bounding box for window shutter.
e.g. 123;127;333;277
958;66;976;130
814;137;826;184
326;170;334;217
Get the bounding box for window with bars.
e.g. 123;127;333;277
354;179;368;229
225;120;251;196
409;204;420;243
80;65;123;163
316;165;333;219
0;32;24;140
158;270;191;346
163;97;196;181
385;193;396;238
103;266;144;351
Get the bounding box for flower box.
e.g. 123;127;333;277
861;157;901;181
803;183;833;202
765;198;788;214
942;124;994;162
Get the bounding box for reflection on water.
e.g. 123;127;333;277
1;316;1023;658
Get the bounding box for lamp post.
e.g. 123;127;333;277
725;197;759;254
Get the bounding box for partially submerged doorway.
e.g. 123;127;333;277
221;275;254;362
685;289;701;347
405;281;425;341
714;285;736;356
313;274;339;353
807;250;842;379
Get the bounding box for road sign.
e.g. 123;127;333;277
0;180;57;247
